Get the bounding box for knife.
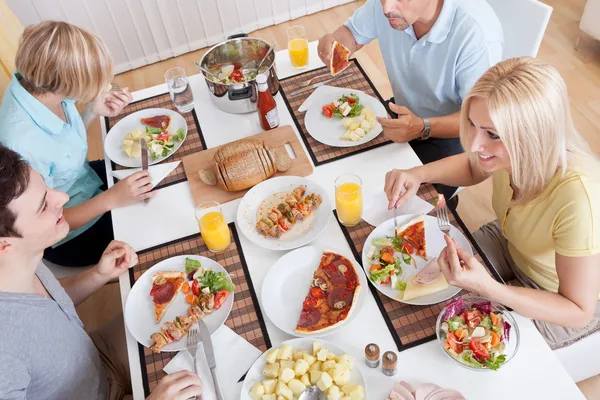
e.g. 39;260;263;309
289;72;354;96
140;138;150;204
198;320;224;400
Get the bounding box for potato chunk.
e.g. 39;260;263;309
263;363;279;379
294;359;310;376
278;368;295;384
278;345;293;360
262;379;277;395
288;379;307;396
265;349;279;364
250;383;265;400
316;348;329;362
275;382;293;400
316;371;333;391
327;385;342;400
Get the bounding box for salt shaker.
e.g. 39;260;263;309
382;351;397;376
364;343;380;368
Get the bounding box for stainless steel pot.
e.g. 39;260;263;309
197;34;279;114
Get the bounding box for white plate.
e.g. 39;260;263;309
261;246;367;338
304;88;387;147
124;255;234;352
104;108;188;168
361;215;473;305
236;176;332;251
241;338;368;400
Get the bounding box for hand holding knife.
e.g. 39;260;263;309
198;320;224;400
140;138;150;204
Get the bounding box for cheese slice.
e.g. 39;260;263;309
401;273;449;301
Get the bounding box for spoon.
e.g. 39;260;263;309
298;386;322;400
194;62;220;81
256;44;275;74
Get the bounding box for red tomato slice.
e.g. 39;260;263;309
214;289;229;310
345;96;356;105
157;133;170;142
322;105;333;118
191;280;200;296
229;69;244;82
381;276;391;285
469;338;490;360
446;332;463;354
465;310;482;328
310;287;327;299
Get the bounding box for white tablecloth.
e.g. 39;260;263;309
104;42;585;400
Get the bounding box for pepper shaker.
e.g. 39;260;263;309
382;351;397;376
364;343;380;368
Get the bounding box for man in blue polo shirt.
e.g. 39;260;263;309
319;0;503;199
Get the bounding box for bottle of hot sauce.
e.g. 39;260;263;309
256;73;279;131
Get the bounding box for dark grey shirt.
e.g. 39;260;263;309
0;263;107;399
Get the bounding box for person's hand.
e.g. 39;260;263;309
146;371;203;400
95;240;138;280
91;87;133;117
384;168;423;209
106;171;157;209
377;104;424;143
438;235;497;295
318;33;336;65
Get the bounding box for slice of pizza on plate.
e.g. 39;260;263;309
401;257;449;301
295;250;361;334
396;216;427;259
150;271;185;323
330;41;351;76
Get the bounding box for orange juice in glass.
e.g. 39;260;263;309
335;174;363;227
195;201;231;253
288;26;309;68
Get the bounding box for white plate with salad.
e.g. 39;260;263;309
361;215;472;306
124;255;234;352
104;108;188;168
304;88;387;147
436;296;520;371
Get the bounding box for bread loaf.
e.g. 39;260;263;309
214;140;266;164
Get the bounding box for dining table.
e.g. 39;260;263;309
102;41;586;400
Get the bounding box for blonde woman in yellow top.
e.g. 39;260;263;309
384;57;600;349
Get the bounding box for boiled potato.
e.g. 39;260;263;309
333;367;350;386
250;383;265;400
310;361;323;371
360;120;371;131
265;349;279;364
349;385;364;400
313;342;322;356
349;132;361;141
363;109;374;120
278;368;295;384
277;397;286;400
322;360;337;372
316;348;329;362
354;128;366;137
302;353;316;366
288;379;307;396
300;374;310;387
262;379;277;395
340;397;351;400
278;345;293;360
263;363;279;379
342;118;353;128
275;382;293;400
326;352;337;361
342;384;357;396
262;395;276;400
369;120;377;129
337;355;354;370
327;385;342;400
280;360;295;371
317;371;333;391
294;359;310;376
310;370;322;385
349;122;359;131
293;350;305;361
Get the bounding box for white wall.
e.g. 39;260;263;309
6;0;355;74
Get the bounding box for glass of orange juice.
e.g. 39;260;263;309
195;201;231;253
287;25;309;69
335;174;363;227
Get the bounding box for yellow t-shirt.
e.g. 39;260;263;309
492;169;600;294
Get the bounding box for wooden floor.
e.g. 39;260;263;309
81;0;600;396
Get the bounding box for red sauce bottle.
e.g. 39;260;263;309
256;73;279;131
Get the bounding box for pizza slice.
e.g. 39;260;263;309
141;115;171;131
330;41;351;76
396;216;427;259
295;250;361;334
150;271;185;323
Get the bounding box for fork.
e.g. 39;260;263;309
435;195;451;236
187;327;200;375
298;72;331;88
393;206;399;239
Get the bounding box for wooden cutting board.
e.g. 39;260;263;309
183;125;313;206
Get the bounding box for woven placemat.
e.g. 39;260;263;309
105;92;207;189
279;59;392;166
128;224;270;396
336;184;503;351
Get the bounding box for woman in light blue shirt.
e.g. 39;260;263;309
0;21;156;267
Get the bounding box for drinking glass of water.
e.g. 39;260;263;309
164;67;194;113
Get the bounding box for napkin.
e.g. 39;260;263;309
362;189;434;227
163;325;262;400
298;85;340;112
111;161;180;188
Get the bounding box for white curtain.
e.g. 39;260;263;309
6;0;355;74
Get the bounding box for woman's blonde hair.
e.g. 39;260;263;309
460;57;598;205
15;21;113;103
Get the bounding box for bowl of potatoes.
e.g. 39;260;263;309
242;338;367;400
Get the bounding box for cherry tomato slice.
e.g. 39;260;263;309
322;105;333;118
191;279;200;296
469;337;490;360
446;332;463;354
214;289;229;310
229;69;244;82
